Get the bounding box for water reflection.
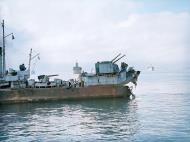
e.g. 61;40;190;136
0;99;140;141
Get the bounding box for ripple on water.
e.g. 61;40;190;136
0;99;141;141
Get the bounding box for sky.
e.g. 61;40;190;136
0;0;189;79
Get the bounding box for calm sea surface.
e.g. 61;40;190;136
0;71;190;142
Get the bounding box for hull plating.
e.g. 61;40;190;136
0;85;131;104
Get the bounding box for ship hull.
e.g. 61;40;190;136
0;85;132;104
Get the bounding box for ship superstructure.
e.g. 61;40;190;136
80;54;140;87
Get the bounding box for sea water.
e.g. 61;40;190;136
0;70;190;142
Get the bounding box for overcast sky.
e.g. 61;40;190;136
0;0;190;79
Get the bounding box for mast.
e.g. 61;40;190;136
1;20;14;78
28;49;40;78
28;48;32;78
2;20;5;78
0;22;3;78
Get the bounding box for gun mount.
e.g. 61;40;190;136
38;74;58;83
113;55;126;63
111;53;121;62
95;54;127;75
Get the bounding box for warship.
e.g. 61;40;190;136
0;20;140;104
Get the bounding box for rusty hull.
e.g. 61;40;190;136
0;85;131;104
